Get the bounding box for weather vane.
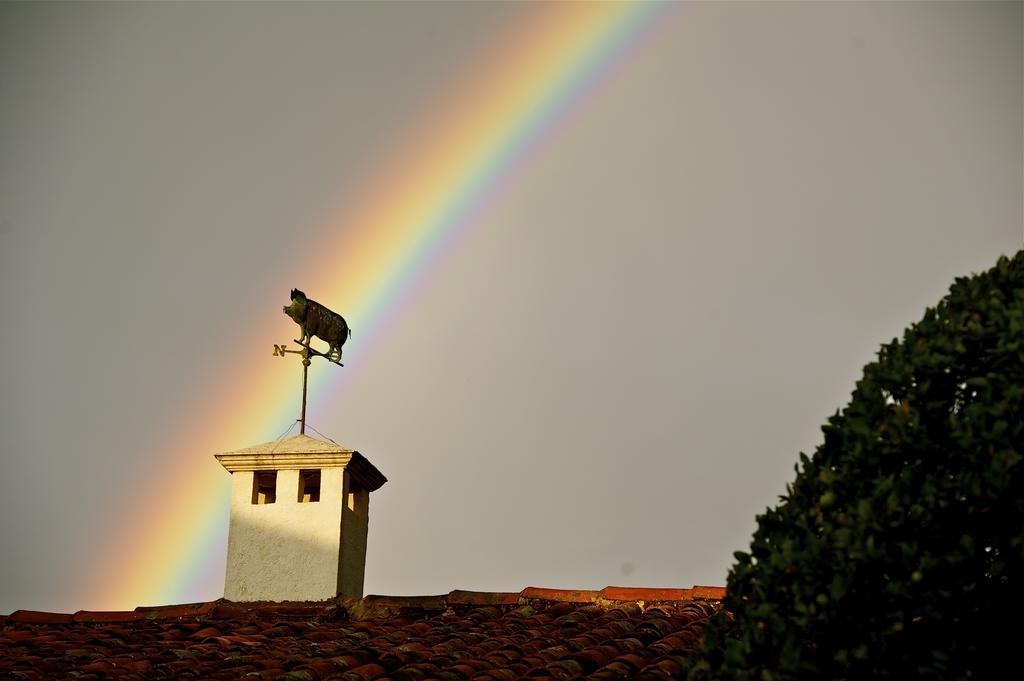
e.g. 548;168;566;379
274;289;350;434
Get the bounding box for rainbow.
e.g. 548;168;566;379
85;1;676;610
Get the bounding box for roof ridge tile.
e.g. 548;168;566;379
691;585;727;600
601;586;694;602
134;602;215;620
8;610;74;624
447;590;521;606
362;594;448;609
521;587;602;603
71;609;146;623
2;585;725;623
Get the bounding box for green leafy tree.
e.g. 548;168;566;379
688;252;1024;680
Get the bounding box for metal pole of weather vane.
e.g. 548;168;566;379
275;289;352;436
299;348;311;434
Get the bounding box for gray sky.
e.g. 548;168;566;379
0;1;1021;614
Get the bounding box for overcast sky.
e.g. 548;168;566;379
1;1;1021;614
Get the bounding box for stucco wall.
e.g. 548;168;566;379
338;485;369;598
224;468;345;602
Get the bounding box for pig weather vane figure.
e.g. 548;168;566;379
274;289;351;435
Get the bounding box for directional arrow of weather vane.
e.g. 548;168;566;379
274;289;352;435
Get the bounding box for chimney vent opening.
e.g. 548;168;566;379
299;469;321;503
252;471;277;504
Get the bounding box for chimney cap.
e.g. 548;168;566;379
215;433;386;491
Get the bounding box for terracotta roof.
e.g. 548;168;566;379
0;586;725;680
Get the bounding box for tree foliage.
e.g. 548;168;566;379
687;252;1024;680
